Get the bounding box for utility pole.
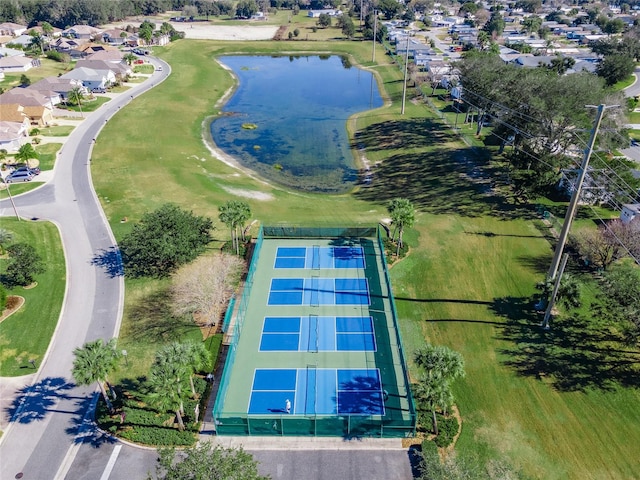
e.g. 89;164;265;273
401;33;410;115
541;253;569;329
546;104;609;281
2;180;20;221
371;10;377;63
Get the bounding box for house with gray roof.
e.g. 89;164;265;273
60;66;116;91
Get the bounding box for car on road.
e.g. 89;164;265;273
5;169;36;183
156;65;162;71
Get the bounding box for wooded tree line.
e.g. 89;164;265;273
456;51;632;201
0;0;235;28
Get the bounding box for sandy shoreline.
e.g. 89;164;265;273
170;23;279;40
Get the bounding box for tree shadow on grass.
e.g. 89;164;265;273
353;118;536;220
123;287;197;343
491;297;640;391
5;377;75;424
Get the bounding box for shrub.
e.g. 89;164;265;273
434;415;459;448
421;438;438;455
3;243;45;287
45;50;70;63
0;284;6;310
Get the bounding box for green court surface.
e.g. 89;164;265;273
213;227;416;437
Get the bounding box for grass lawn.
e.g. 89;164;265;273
0;57;73;90
90;39;640;477
64;96;111;113
36;126;74;137
133;64;154;74
0;219;65;376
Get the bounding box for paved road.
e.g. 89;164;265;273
0;58;170;480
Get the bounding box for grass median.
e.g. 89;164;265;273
90;39;640;476
0;219;65;376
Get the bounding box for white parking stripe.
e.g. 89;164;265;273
99;445;122;480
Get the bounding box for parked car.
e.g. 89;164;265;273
14;166;40;175
92;87;107;94
5;169;35;183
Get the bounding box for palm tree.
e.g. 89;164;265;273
183;342;211;397
219;200;251;255
15;143;39;166
387;198;415;256
413;375;453;435
123;52;137;66
0;228;14;255
72;339;121;413
41;22;54;38
156;341;211;397
69;86;84;117
29;31;45;55
148;362;187;431
413;343;465;435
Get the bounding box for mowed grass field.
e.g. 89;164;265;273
0;219;65;376
90;39;640;478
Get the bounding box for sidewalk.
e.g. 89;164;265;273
206;434;406;451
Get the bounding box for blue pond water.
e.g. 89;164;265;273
210;55;383;193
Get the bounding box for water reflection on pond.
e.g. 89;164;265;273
210;55;383;193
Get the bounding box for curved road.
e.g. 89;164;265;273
0;58;169;480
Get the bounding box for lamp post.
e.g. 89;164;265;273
1;178;20;221
122;349;128;366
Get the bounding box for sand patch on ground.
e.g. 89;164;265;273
169;23;279;40
221;186;274;201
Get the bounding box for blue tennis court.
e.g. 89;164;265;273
259;316;376;352
248;368;385;416
268;278;370;306
274;246;365;269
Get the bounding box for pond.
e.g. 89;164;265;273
210;55;383;193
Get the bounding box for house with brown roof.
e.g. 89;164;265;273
0;22;27;37
29;77;88;102
0;104;30;152
0;55;37;73
50;37;88;54
101;28;128;45
62;25;103;40
0;87;60;110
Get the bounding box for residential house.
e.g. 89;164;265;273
0;89;56;124
60;66;116;91
0;22;27;37
101;28;128;45
85;49;124;64
29;77;88;102
0;46;25;57
0;120;29;152
28;25;63;38
50;37;88;55
308;9;342;18
75;59;131;81
0;55;37;73
0;103;31;153
62;25;103;40
5;34;34;49
620;204;640;224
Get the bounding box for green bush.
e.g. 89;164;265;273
119;426;197;446
434;415;459;448
422;438;438;455
0;284;6;310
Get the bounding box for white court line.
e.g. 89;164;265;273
99;444;122;480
